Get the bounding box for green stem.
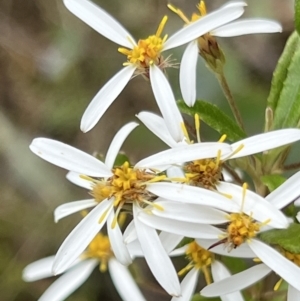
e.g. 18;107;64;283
216;72;245;132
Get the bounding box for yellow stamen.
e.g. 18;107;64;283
181;122;191;144
156;16;168;37
99;205;112;223
241;183;248;211
167;4;190;24
274;278;283;291
145;175;167;183
80;174;98;183
202;266;211;285
198;1;207;16
218;134;227;143
143;199;164;211
195;114;201;143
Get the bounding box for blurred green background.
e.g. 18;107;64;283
0;0;294;300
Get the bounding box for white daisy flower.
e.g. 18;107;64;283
22;233;146;301
138;182;289;240
137;180;300;295
135;114;300;191
30;122;232;296
168;0;282;106
169;241;246;301
194;179;300;296
63;0;249;132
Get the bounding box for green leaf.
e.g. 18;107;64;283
296;0;300;35
267;32;300;130
178;100;246;142
259;223;300;253
114;153;130;166
261;174;286;192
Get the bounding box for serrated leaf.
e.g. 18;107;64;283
268;32;300;130
259;223;300;253
178;100;246;142
296;0;300;35
261;174;286;192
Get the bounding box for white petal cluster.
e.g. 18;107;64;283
22;1;300;301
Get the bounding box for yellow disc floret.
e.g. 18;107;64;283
88;161;166;224
225;213;261;250
82;233;113;272
118;16;169;75
185;158;223;189
179;241;214;285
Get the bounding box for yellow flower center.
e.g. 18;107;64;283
179;241;214;284
88;161;166;225
280;249;300;267
225;213;261;250
185;158;223;189
118;16;168;74
81;233;113;272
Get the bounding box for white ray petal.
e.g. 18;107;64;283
147;183;240;212
150;64;184;143
105;122;139;169
159;232;184;255
164;1;246;50
152;200;228;224
30;138;112;177
54;199;98;223
211;261;244;301
133;204;181;296
172;268;199;301
212;19;282;37
249;239;300;290
229;129;300;159
53;199;112;275
66;171;93;190
180;40;198;107
126;239;144;258
108;258;146;301
288;285;300;301
123;220;137;244
136;111;178;148
167;166;185;178
80;65;136;133
217;182;289;229
196;239;256;258
38;259;97;301
266;171;300;209
135;142;231;168
295;198;300;207
107;209;132;266
63;0;135;48
23;256;56;282
201;263;271;297
138;211;223;239
169;245;188;257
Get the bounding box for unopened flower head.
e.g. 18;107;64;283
168;0;282;106
169;1;225;71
